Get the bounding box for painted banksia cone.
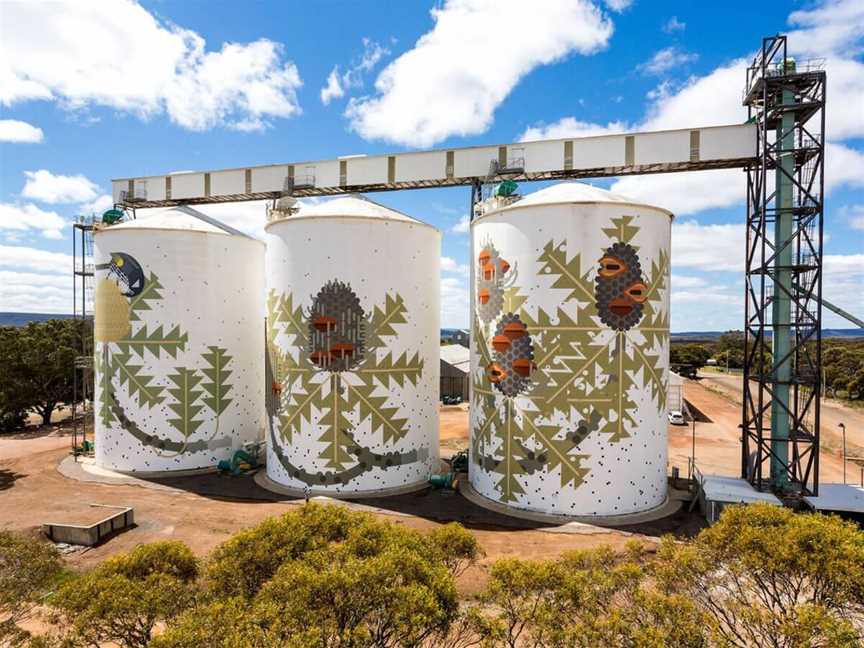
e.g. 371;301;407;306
307;280;366;371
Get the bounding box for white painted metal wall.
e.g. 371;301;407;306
265;197;441;494
93;212;265;473
469;183;672;517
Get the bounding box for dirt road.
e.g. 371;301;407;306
700;372;864;458
668;375;856;484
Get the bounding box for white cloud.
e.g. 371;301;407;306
841;204;864;230
822;253;864;328
0;119;43;143
671;221;745;272
321;38;390;105
819;57;864;140
441;256;469;276
520;117;628;141
824;254;864;276
641;59;747;130
0;203;67;240
604;0;632;12
22;170;100;204
0;0;302;132
612;168;744;216
80;194;116;216
0;244;73;273
0;270;74;314
346;0;613;147
662;16;686;33
637;47;698;75
671;275;708;289
320;69;345;105
451;216;470;234
441;276;469;328
826;142;864;192
787;0;864;56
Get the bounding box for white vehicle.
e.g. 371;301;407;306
668;410;686;425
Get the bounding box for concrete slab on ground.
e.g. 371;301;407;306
699;474;783;505
803;483;864;514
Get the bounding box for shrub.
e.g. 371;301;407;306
51;541;199;648
655;502;864;647
161;504;473;647
0;531;63;644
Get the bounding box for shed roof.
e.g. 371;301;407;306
440;344;470;372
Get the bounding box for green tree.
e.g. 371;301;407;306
0;320;90;430
671;343;713;378
51;541;198;648
157;504;476;648
716;330;746;369
0;531;63;645
18;319;88;425
0;327;30;432
654;502;864;647
846;367;864;400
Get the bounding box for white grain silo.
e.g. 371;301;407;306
93;207;265;473
263;195;440;496
469;182;672;518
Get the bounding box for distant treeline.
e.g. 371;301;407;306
0;312;75;327
671;331;863;400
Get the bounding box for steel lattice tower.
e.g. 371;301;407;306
741;35;826;495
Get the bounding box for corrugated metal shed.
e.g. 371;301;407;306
440;344;470;373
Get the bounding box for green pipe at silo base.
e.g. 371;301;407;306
770;60;796;489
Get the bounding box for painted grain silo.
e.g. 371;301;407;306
469;182;672;518
263;195;440;496
93;207;265;473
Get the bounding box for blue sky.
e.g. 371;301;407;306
1;0;862;330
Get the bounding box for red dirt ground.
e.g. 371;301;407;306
3;382;859;597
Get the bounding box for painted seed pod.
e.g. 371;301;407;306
307;280;366;371
595;242;647;331
476;243;511;323
487;313;534;397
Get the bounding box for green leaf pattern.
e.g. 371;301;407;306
267;287;422;467
166;367;205;440
99;271;237;453
201;346;233;416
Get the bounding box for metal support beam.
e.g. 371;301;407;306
111;124;756;208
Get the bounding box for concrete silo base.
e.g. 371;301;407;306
459;479;681;527
253;469;432;500
59;455;216;486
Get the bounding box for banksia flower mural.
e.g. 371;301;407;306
470;185;671;517
307;281;366;371
266;283;428;489
263;195;441;495
595;242;648;331
92;213;265;474
94;244;263;471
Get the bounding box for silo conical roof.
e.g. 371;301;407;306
99;206;257;239
479;182;673;219
274;194;437;230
